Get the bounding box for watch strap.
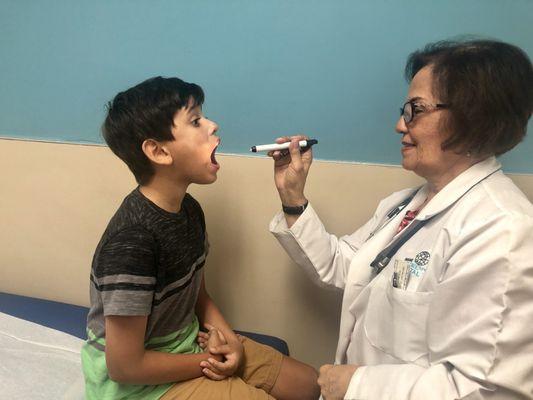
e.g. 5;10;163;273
282;201;309;215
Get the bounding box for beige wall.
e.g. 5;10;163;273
1;138;532;368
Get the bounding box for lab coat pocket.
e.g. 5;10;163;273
364;279;433;362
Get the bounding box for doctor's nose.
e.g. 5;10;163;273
395;115;407;134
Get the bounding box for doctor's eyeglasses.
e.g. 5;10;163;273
400;100;448;124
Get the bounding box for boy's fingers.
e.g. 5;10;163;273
202;367;226;381
204;323;215;332
210;344;231;354
216;330;227;343
201;360;227;377
208;357;233;373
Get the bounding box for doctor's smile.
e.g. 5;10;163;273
400;140;416;155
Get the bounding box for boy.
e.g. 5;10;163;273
81;76;319;400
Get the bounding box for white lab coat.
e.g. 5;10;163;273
270;157;533;400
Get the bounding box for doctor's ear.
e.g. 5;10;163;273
142;139;173;166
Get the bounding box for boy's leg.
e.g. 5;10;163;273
161;338;319;400
239;338;320;400
269;356;320;400
160;376;275;400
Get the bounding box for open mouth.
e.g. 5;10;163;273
210;144;219;165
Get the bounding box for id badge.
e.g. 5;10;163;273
392;258;412;290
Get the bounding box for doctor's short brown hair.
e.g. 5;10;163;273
405;38;533;157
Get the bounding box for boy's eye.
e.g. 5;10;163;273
192;118;201;127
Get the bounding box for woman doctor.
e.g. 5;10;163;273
269;39;533;399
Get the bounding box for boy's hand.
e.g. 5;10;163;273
198;331;245;348
199;324;244;380
197;330;210;350
198;326;238;351
199;326;227;380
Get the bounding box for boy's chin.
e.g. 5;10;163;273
194;173;218;185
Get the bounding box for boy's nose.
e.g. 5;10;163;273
211;121;219;134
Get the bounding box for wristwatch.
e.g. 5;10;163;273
282;200;309;215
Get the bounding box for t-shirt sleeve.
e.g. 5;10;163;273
93;226;157;317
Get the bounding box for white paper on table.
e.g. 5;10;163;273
0;312;85;400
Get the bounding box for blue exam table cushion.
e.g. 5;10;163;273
0;292;289;355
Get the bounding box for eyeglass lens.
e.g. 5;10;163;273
401;102;413;124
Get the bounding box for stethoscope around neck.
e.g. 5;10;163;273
369;189;429;275
369;168;500;276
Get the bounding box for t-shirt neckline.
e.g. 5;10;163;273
133;187;186;220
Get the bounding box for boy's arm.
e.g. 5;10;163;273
195;272;244;378
105;315;220;385
195;272;238;342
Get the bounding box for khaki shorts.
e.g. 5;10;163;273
160;337;284;400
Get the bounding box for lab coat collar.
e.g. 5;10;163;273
416;156;501;220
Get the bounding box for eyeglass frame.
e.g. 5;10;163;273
400;99;449;124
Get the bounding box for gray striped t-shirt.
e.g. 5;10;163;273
82;188;207;399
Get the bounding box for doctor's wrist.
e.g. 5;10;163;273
278;191;307;207
282;200;309;215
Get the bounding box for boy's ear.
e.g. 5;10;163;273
142;139;173;166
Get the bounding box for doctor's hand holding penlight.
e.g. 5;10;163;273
264;135;315;225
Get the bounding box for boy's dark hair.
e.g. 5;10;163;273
103;76;204;184
405;38;533;157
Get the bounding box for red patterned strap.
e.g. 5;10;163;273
396;210;420;234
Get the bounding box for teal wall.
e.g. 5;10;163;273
1;0;532;172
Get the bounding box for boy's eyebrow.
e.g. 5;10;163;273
186;105;202;116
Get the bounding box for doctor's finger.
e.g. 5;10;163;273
275;136;291;144
319;364;334;374
288;138;304;171
271;151;291;165
276;134;308;144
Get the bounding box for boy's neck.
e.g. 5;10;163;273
139;176;188;214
